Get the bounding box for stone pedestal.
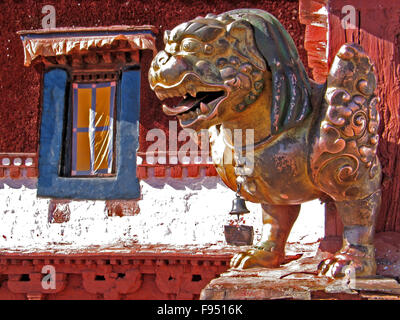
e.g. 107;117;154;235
200;243;400;300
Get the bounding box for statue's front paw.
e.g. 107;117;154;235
230;247;283;269
318;246;376;278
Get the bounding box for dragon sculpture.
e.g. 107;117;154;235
148;9;381;278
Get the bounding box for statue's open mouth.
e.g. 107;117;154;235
156;88;226;127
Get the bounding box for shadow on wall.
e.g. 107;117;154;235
0;178;37;190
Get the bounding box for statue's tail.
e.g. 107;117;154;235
310;43;381;200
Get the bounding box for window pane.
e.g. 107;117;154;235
76;88;91;128
71;82;115;176
94;130;111;172
95;86;111;128
75;131;91;172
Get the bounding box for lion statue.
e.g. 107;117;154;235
148;9;381;278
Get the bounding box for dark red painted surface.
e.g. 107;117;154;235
0;0;309;153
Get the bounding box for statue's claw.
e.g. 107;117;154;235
230;247;283;269
318;246;376;278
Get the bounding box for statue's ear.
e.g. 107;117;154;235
163;30;171;45
227;20;266;71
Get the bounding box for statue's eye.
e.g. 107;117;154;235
181;39;200;52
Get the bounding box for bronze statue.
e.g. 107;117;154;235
148;9;381;278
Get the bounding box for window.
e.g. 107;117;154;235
18;26;157;200
71;81;116;177
37;68;141;200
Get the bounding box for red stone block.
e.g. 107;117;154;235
154;166;166;178
9;167;20;179
305;25;327;42
299;0;326;21
136;166;148;179
304;41;326;53
170;166;183;178
0;168;4;178
26;167;38;178
187;166;200;178
49;199;71;223
205;165;218;176
106;200;140;217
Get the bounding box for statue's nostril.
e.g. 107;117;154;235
156;51;169;66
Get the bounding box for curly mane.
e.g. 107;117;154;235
224;9;312;135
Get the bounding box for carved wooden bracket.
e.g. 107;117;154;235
82;269;142;300
17;26;158;69
0;246;235;300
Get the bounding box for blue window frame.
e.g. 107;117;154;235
37;68;141;200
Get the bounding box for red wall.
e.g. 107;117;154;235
0;0;309;153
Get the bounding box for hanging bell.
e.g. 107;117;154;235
229;194;250;215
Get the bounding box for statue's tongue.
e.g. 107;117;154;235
162;94;206;115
